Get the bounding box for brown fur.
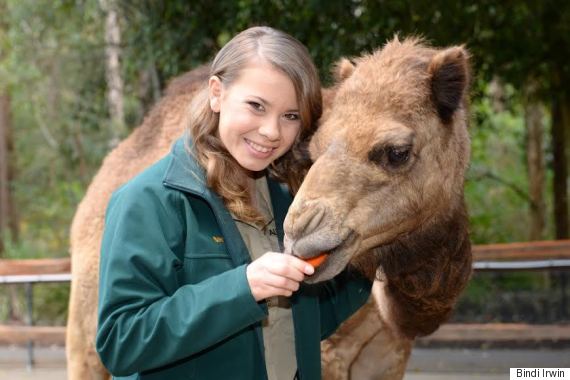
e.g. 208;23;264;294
321;299;412;380
354;203;472;338
66;37;472;380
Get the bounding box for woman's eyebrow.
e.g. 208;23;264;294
250;95;271;106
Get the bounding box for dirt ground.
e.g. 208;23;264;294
1;345;569;379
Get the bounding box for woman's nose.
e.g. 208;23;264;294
258;117;281;141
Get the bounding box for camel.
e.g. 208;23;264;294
285;38;473;379
66;37;472;380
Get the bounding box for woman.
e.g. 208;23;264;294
96;26;371;380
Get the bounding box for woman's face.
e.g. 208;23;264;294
209;60;302;173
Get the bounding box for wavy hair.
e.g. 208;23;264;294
187;26;322;226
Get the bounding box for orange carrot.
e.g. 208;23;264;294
304;252;329;268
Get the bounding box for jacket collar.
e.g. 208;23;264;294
162;134;210;197
162;134;292;259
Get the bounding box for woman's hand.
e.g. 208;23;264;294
246;252;315;301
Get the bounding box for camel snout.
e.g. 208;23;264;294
284;200;327;241
284;201;352;260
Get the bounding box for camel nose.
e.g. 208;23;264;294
284;201;327;241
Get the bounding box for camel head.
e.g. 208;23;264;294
284;38;471;284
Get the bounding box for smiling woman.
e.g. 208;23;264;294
93;26;372;380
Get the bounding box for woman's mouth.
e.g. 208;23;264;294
245;138;276;157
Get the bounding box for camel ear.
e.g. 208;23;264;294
333;58;356;83
428;46;470;124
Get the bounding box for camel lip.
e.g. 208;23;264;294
296;229;360;283
284;228;354;258
289;232;348;261
303;230;358;276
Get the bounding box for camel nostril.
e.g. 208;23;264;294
305;204;326;235
287;202;327;239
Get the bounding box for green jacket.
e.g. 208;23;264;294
96;137;371;380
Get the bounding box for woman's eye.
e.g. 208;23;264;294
284;113;300;121
247;101;264;112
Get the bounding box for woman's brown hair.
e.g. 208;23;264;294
187;26;322;226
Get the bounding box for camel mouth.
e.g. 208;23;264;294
289;231;359;284
293;247;336;270
306;233;353;271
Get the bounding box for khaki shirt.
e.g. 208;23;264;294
234;176;297;380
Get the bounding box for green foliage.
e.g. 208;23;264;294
0;283;69;326
34;283;70;325
466;82;535;243
1;0;108;259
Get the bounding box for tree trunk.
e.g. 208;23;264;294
0;93;8;255
0;92;19;255
551;95;569;240
100;0;125;147
551;91;570;320
524;82;546;241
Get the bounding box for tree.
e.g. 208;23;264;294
100;0;125;147
0;92;10;255
524;81;547;240
469;0;570;240
0;2;19;255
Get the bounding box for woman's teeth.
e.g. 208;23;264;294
247;139;273;153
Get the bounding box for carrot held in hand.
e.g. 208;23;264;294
303;252;329;268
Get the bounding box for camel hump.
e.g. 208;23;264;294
165;64;210;97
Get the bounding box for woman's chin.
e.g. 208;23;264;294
235;153;275;172
239;160;270;172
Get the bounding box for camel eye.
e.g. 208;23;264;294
387;146;411;167
368;144;412;169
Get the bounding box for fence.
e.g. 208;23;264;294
0;258;70;369
1;241;570;368
422;240;570;346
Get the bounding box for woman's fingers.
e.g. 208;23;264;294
265;252;314;280
246;252;314;301
263;271;301;292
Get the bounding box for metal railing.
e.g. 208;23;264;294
1;240;570;368
0;258;71;370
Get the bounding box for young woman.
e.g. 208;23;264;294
96;26;371;380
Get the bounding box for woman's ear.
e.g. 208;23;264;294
208;75;222;112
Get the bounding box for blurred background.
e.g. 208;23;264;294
0;0;569;371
